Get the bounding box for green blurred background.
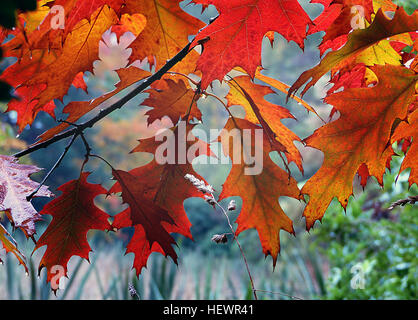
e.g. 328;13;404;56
0;0;416;300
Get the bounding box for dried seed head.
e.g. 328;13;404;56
204;195;216;206
128;283;139;298
228;200;236;211
184;173;214;194
211;234;228;244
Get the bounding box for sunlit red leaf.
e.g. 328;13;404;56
192;0;312;88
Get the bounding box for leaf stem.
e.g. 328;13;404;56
210;193;258;300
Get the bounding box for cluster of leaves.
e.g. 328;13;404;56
0;0;416;289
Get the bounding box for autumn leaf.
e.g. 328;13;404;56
123;0;204;72
111;13;147;38
0;223;28;273
289;7;418;98
219;118;301;265
0;155;53;236
226;75;303;171
144;77;202;124
253;69;317;115
7;85;56;131
0;49;58;130
34;172;110;283
110;169;179;275
392;109;418;187
129;124;214;238
301;65;417;230
50;0;126;39
71;72;87;91
192;0;312;88
25;5;119;109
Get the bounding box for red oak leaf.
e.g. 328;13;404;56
34;172;111;283
192;0;312;88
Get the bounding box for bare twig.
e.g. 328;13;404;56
26;133;78;201
166;71;200;86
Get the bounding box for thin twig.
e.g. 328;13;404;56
26;133;78;201
166;71;200;86
210;193;258;300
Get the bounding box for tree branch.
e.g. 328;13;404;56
13;41;194;159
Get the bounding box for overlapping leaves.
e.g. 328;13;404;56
0;0;416;288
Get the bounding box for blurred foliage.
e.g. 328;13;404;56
312;155;418;299
0;121;26;154
393;0;417;14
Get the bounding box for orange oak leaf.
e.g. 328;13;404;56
34;172;111;283
226;75;303;171
2;0;125;60
0;48;58;130
36;66;151;143
111;13;147;38
0;155;53;237
289;7;418;98
392;109;418;187
192;0;312;88
123;0;204;73
19;0;126;54
218;118;301;265
0;223;28;273
50;0;126;38
25;5;119;109
143;77;201;124
308;0;376;56
301;65;417;230
253;69;317;115
308;0;343;37
321;0;373;44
